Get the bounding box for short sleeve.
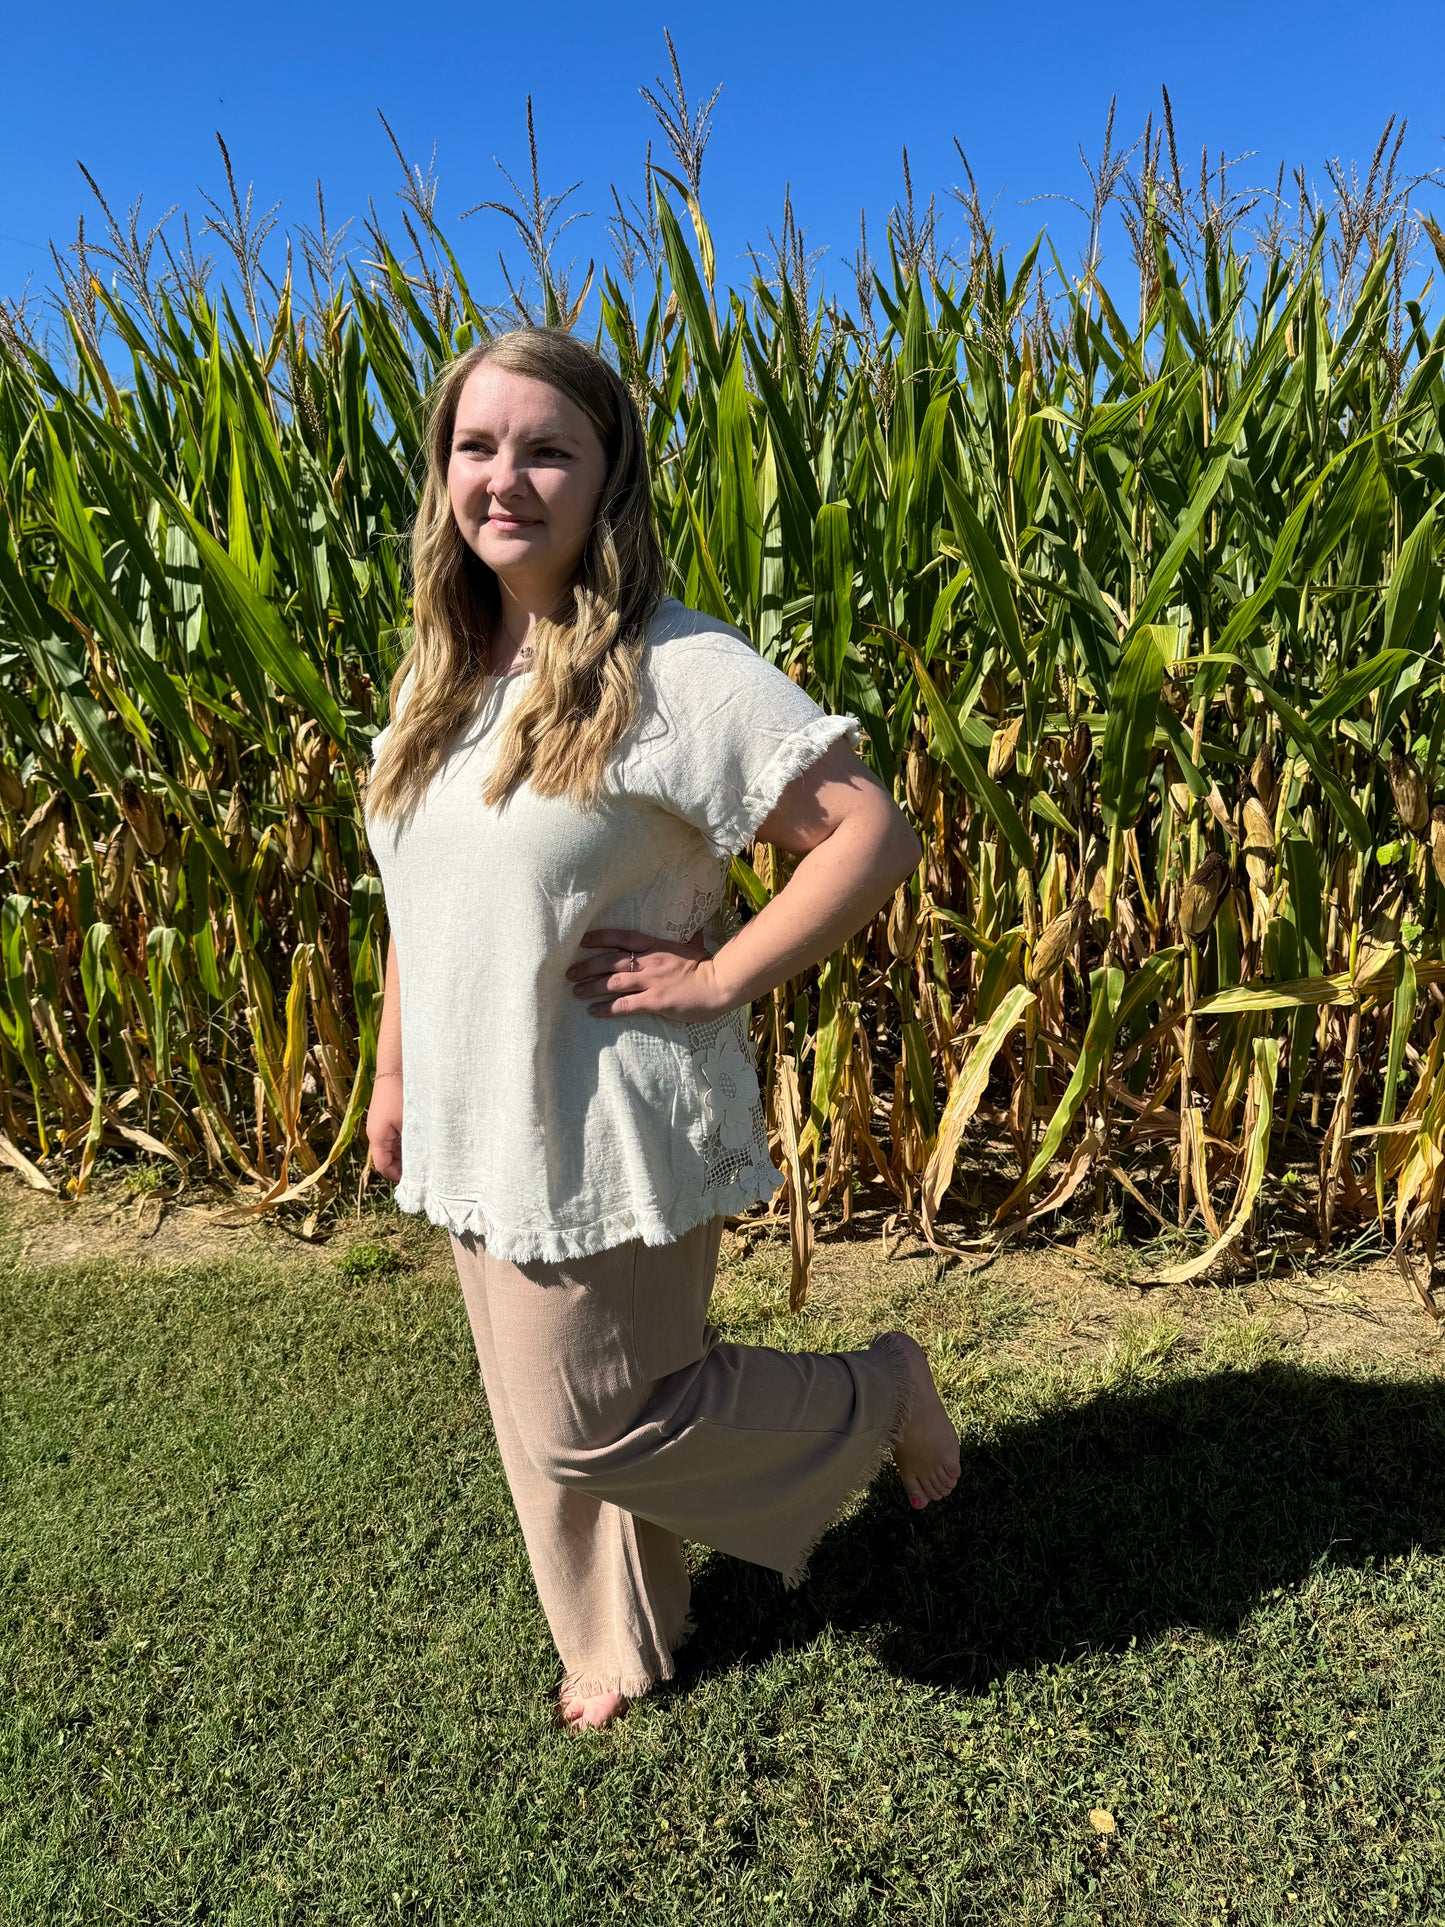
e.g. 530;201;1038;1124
631;621;864;863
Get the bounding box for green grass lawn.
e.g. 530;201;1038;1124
3;1199;1445;1925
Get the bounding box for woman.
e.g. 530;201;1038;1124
362;327;960;1733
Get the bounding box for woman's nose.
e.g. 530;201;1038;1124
487;448;526;498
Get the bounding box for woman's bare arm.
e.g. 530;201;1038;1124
707;736;921;1010
367;934;405;1182
376;934;403;1079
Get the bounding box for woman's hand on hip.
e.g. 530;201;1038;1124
567;927;732;1024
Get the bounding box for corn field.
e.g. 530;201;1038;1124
3;98;1445;1310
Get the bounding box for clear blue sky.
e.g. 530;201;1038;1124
5;0;1444;326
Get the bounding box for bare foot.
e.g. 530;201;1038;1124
556;1685;630;1732
884;1331;961;1510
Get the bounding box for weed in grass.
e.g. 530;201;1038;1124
119;1160;164;1199
336;1238;406;1284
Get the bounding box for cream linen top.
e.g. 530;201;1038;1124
363;597;864;1264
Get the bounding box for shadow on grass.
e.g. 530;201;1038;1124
680;1363;1445;1695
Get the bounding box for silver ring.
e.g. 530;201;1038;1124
628;951;639;972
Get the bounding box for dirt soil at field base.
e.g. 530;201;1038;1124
3;1166;1441;1377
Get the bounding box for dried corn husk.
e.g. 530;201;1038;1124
208;723;235;788
284;800;315;880
1389;751;1429;834
295;724;330;804
99;823;137;911
1179;851;1231;939
1062;720;1091;777
987;716;1022;780
160;823;183;917
1205;784;1235;838
1161;667;1191;715
1371;883;1406;943
118;777;168;857
1027;900;1087;986
887;882;923;963
1432;804;1445;887
0;764;24;813
344;663;374;711
1249;741;1276;813
18;793;65;881
1353;937;1400;996
1241;796;1275;889
224;785;254;869
1086;853;1110;920
904;722;931;817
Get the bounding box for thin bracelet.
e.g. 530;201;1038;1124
373;1068;403;1081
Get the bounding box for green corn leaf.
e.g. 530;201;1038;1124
811;503;854;691
182;514;350;743
1311;647;1411;731
1383;505;1440;652
1099;626;1166;828
938;464;1030;680
1243;673;1373;852
656;190;721;395
1029;790;1076;836
1194;972;1353;1015
905;642;1036;874
716;340;762;619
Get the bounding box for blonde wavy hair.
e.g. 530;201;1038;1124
364;328;664;824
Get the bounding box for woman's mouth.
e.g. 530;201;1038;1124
486;512;539;530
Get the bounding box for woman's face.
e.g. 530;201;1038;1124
447;362;610;605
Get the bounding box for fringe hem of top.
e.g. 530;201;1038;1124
710;712;865;863
556;1606;699;1708
394;1168;785;1265
777;1329;919;1594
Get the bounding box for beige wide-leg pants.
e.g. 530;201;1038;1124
448;1213;915;1704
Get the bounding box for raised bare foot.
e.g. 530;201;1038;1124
556;1685;630;1732
884;1331;961;1510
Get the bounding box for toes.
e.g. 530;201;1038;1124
559;1691;629;1731
916;1466;959;1503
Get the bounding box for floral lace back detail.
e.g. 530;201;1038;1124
684;899;780;1211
